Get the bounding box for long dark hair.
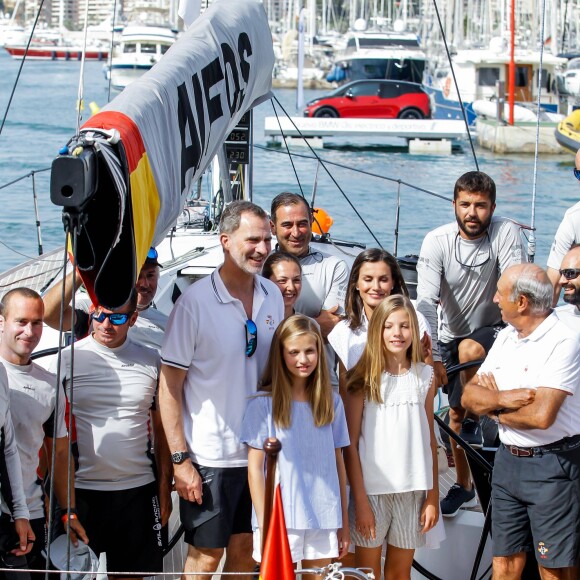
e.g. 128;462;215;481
345;248;408;331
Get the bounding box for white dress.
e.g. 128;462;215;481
360;362;434;495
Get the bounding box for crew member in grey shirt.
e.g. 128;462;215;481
0;364;34;567
270;192;349;389
416;171;524;517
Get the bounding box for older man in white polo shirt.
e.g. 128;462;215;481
159;201;284;580
463;263;580;579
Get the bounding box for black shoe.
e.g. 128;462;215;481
459;418;483;448
440;484;477;517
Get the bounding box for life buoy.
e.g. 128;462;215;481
443;76;452;99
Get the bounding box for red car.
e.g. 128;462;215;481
304;80;431;119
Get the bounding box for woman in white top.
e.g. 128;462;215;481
328;248;431;396
344;295;439;580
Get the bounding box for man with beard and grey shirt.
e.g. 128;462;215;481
416;171;524;518
555;246;580;335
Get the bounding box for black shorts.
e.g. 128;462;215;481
440;325;503;408
492;441;580;568
76;481;164;573
180;463;252;549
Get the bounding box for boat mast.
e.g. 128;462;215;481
508;0;515;125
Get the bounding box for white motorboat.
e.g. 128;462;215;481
106;24;178;91
423;39;566;125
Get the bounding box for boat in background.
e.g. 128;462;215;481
326;26;427;86
105;24;178;91
554;109;580;153
4;32;109;60
423;38;566;125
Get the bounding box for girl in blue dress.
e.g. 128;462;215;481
241;314;350;571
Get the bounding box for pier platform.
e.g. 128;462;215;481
264;117;468;153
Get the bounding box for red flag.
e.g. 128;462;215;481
260;484;295;580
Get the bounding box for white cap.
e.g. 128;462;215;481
45;534;99;580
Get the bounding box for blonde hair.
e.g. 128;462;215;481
347;295;423;403
260;314;334;428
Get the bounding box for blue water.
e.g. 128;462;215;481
0;48;577;273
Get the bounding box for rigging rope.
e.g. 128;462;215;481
430;0;479;171
271;94;384;249
0;0;47;138
270;100;305;198
528;0;548;264
44;239;71;580
107;0;119;103
75;0;92;137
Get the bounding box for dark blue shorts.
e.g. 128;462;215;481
492;441;580;568
440;324;503;408
180;463;252;549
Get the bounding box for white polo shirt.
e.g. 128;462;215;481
161;267;284;468
555;304;580;335
547;202;580;270
478;313;580;447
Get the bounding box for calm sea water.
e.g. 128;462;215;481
0;49;577;274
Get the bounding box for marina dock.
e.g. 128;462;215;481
264;117;469;153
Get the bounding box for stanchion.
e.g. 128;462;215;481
261;437;281;553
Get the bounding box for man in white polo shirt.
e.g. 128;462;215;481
0;288;88;572
554;246;580;335
159;201;284;579
462;263;580;579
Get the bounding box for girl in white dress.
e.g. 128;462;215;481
344;295;439;580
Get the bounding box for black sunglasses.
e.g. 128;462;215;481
559;268;580;280
91;311;133;325
245;319;257;357
574;169;580;181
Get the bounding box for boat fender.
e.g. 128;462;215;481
51;51;56;61
443;77;451;99
312;207;333;234
59;146;69;155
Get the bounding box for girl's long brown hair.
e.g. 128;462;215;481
346;295;423;403
260;314;333;428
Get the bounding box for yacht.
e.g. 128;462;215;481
326;29;427;86
423;38;566;125
106;24;178;91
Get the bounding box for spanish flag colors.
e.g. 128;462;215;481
58;0;274;308
260;484;295;580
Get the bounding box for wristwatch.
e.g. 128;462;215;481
171;451;190;464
